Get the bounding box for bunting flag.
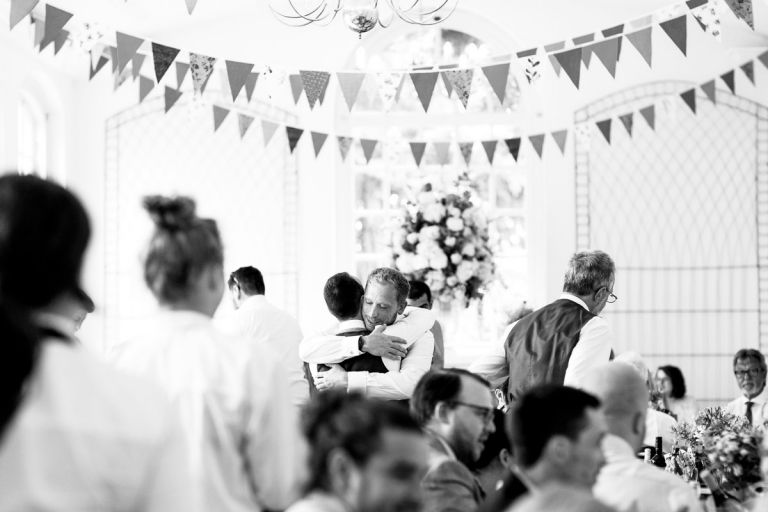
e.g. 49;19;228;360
410;142;427;167
337;72;366;111
591;37;621;77
176;61;190;88
151;43;179;83
10;0;39;30
116;32;144;73
659;15;687;56
138;75;154;103
226;61;254;101
680;88;697;113
544;41;566;52
360;139;378;163
131;53;145;80
573;34;595;45
528;134;545;158
33;18;44;47
300;70;331;109
338;136;353;161
626;27;653;67
554;48;583;88
548;54;562;76
261;120;279;146
288;74;303;104
720;70;735;93
481;62;510;104
482;140;498;164
53;29;67;54
164;86;183;113
185;0;198;14
113;66;131;91
619;113;633;136
504;138;521;161
459;142;474;166
551;130;568;154
434;142;451;165
189;53;216;93
286;126;304;153
311;131;328;156
40;5;72;51
602;24;624;37
445;69;474;108
89;54;109;80
244;72;259;101
758;50;768;70
701;80;716;104
582;46;593;68
237;113;254;138
410;72;439;112
724;0;754;30
639;105;656;130
108;46;118;73
740;61;754;84
213;105;230;131
596;119;612;143
440;68;454;96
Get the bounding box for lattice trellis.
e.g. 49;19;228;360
574;82;768;405
104;95;299;347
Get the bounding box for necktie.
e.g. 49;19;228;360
745;401;754;425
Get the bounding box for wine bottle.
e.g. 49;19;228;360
643;448;652;464
651;436;666;469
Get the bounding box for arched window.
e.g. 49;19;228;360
17;92;48;177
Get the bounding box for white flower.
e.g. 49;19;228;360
446;276;458;287
417;239;439;256
456;260;478;283
462;208;473;220
426;270;446;290
412;253;429;271
406;233;419;244
429;251;449;270
423;202;446;223
418;191;437;205
418;226;441;244
448;207;461;217
450;253;462;265
396;253;415;273
461;244;476;257
444;236;456;247
446;217;464;231
463;227;472;237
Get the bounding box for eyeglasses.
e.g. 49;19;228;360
734;368;764;379
594;286;617;303
448;401;495;423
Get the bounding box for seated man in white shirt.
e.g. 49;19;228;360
583;362;702;512
725;349;768;429
302;268;435;400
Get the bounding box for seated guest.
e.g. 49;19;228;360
407;280;445;369
113;196;305;512
303;268;435;400
217;265;308;406
480;385;606;512
655;365;697;423
725;349;767;428
411;369;497;512
0;175;196;510
511;485;617;512
583;363;702;512
287;391;428;512
473;409;514;495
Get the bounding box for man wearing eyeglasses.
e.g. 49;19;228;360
410;369;497;512
725;349;768;428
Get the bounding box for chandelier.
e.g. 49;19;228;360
270;0;459;37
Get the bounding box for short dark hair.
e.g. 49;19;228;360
562;250;615;296
366;267;410;308
302;391;421;493
509;385;601;468
657;365;687;399
474;409;511;470
324;272;364;321
228;266;265;296
410;368;491;427
408;280;432;303
733;349;767;372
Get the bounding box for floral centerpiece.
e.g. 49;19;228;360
392;174;494;306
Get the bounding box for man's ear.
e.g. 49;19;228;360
544;435;571;465
434;401;453;424
499;448;514;470
327;448;356;494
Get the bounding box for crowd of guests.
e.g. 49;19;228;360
0;174;767;511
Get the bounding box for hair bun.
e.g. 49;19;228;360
143;195;197;231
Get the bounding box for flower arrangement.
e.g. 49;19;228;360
392;174;494;306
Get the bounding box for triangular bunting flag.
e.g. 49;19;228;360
189;53;216;94
138;75;154;103
311;132;328;156
724;0;754;30
33;18;44;47
286;127;304;153
164;86;182;113
338;136;353;161
582;46;593;68
687;0;707;8
410;142;427;167
176;61;189;89
108;46;118;73
481;62;510;104
89;54;109;80
482;140;498;164
262;120;279;146
459;142;474;166
680;88;697;114
226;61;254;101
573;34;595;45
53;29;67;55
10;0;38;30
410;72;439;112
626;27;653;67
639;105;655;130
185;0;198;14
40;5;72;51
434;142;451;165
152;43;179;83
516;48;537;58
237;113;254;139
131;53;145;80
212;105;230;132
758;50;768;70
337;72;366;111
740;61;755;84
504;138;521;161
445;69;474;108
300;70;331;109
553;48;582;88
116;32;144;73
596;119;612;143
548;54;562;76
113;67;131;91
602;24;624;37
440;69;454;96
544;41;566;52
551;130;568;154
619;113;633;136
528;134;545;158
360;139;378;164
590;37;621;78
720;70;735;93
659;15;687;56
289;74;304;104
245;72;259;101
701;80;716;104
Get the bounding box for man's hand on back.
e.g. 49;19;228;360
360;325;407;359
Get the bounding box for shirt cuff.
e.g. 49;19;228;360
343;337;363;358
347;372;367;394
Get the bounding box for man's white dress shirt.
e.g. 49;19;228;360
469;293;614;389
285;492;350;512
725;385;768;429
645;409;678;453
593;434;702;512
217;294;308;406
112;310;306;512
0;339;197;512
300;307;435;400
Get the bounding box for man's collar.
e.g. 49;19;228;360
740;384;768;404
559;292;590;312
336;319;366;334
238;294;266;309
426;430;458;461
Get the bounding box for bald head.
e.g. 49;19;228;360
581;363;648;419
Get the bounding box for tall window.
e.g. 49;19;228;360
17;92;48;177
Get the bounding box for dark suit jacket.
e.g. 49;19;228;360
421;433;485;512
477;470;529;512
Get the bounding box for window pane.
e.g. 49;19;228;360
355;216;392;253
355;173;385;209
491;215;526;254
495;172;525;208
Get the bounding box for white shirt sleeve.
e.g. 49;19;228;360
563;316;613;389
468;321;515;381
382;307;436;348
298;324;362;364
347;331;435;400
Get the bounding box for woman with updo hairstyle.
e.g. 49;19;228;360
0;174;194;510
655;365;697;423
112;195;306;512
